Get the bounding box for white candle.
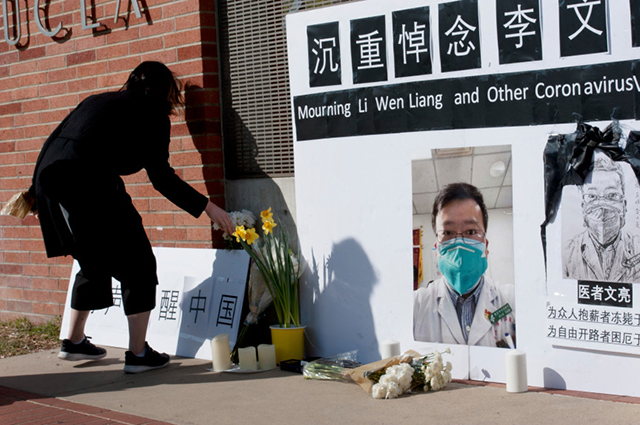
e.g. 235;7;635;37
505;349;528;393
210;334;232;372
238;346;257;371
257;344;277;370
380;339;401;359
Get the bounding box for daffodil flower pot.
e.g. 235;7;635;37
270;325;305;364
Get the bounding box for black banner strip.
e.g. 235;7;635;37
293;60;640;141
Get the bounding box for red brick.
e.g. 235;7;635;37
129;37;164;54
38;81;67;97
24;289;51;302
48;67;77;82
97;71;129;89
0;288;24;300
51;291;68;304
25;124;52;138
41;109;69;124
77;61;108;78
38;55;67;70
19;72;48;86
24;265;51;276
0;51;18;65
175;13;201;30
141;50;177;65
177;45;202;61
0;127;25;140
75;35;106;51
17;46;45;61
22;98;49;112
150;227;187;241
50;94;79;109
0;238;21;251
31;277;59;290
174;213;207;226
32;302;60;315
13;111;41;126
0;264;22;274
6;300;32;313
67;50;96;66
105;26;140;44
140;212;174;227
187;227;212;241
108;56;142;73
96;43;128;61
21;239;46;251
68;77;97;92
163;0;200;17
50;264;73;278
140;19;175;37
0;102;21;115
0;141;15;153
12;86;39;101
4;251;29;263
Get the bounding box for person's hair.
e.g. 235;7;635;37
431;182;489;233
588;156;625;194
121;61;184;115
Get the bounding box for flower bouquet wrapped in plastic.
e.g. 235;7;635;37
302;350;361;381
1;191;35;219
346;349;452;399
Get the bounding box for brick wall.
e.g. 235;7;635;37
0;0;226;324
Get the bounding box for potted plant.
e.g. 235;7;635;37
232;208;304;363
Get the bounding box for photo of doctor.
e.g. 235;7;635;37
413;182;515;347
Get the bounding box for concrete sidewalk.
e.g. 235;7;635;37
1;347;640;425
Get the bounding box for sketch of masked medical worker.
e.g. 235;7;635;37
563;156;640;283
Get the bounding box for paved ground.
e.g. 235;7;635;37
1;347;640;425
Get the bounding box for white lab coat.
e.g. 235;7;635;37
413;277;515;347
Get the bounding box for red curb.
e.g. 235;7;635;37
0;385;173;425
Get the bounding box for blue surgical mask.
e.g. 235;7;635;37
437;238;488;295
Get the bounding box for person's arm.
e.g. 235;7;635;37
144;118;233;234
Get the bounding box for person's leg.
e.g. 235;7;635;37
58;307;107;361
67;309;90;342
127;310;151;355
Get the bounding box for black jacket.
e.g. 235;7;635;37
31;90;208;258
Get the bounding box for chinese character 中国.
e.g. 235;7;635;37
216;294;237;327
189;289;207;324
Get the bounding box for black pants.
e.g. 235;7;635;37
43;164;158;315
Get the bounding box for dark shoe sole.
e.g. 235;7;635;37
58;351;107;361
123;359;170;374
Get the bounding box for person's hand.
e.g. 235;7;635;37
205;201;234;235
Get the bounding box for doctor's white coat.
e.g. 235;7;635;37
413;277;515;347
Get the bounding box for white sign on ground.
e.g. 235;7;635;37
60;247;250;360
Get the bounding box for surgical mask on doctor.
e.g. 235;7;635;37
437;238;488;295
582;198;624;248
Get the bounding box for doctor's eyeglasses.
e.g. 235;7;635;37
582;193;624;203
435;229;485;243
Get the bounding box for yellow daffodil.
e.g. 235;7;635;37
245;227;259;245
262;219;277;235
232;225;246;242
260;207;273;223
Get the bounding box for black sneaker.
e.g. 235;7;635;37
123;342;170;374
58;336;107;361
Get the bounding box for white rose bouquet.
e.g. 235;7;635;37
347;349;452;399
